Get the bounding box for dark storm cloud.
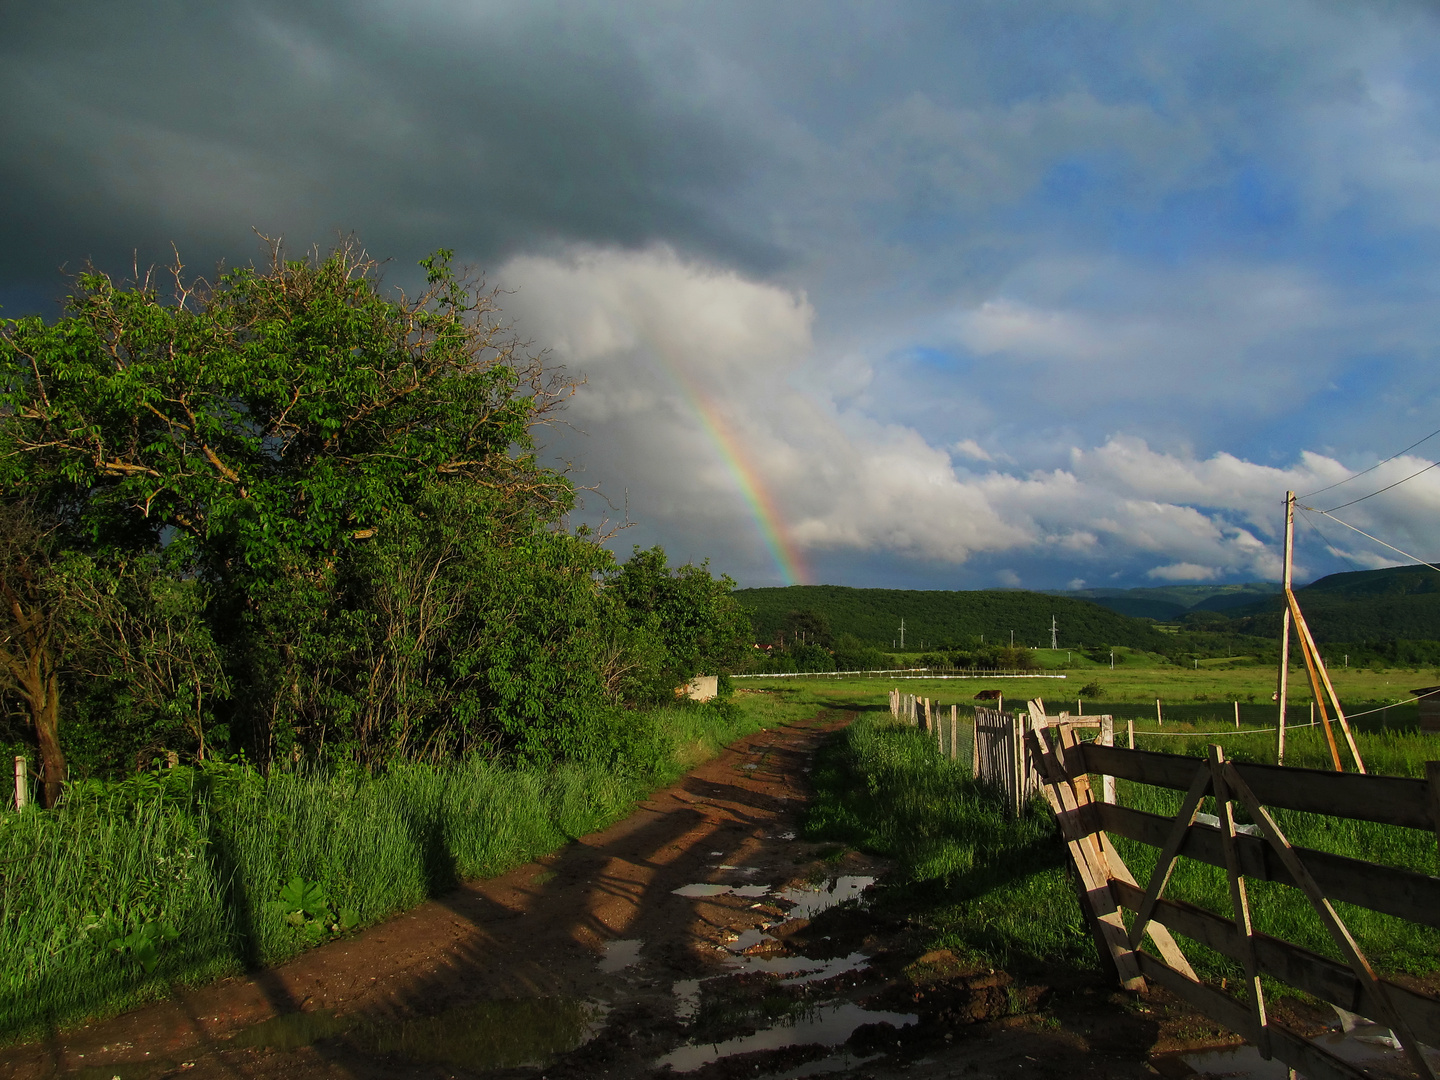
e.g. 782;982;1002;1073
0;0;764;298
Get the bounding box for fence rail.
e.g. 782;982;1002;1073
733;667;1066;679
997;697;1440;1080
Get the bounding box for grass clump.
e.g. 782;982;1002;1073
804;709;1095;975
0;697;809;1044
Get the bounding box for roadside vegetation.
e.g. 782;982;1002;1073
0;239;783;1042
0;691;818;1042
787;670;1440;999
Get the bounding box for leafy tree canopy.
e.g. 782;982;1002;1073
1;239;750;783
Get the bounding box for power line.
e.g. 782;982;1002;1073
1298;504;1440;578
1295;508;1373;575
1299;424;1440;500
1322;458;1440;512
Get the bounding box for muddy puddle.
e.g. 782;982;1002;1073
224;995;604;1072
1178;1008;1440;1079
656;873;916;1074
600;937;644;972
657;1000;915;1072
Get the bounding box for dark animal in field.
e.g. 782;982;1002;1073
974;689;1003;701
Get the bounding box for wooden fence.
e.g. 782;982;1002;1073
1011;697;1440;1080
888;690;964;765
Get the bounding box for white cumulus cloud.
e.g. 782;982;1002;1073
499;245;1440;586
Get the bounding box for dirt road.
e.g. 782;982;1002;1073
1;708;1255;1080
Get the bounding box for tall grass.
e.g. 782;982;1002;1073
804;713;1096;975
0;698;801;1043
804;706;1440;989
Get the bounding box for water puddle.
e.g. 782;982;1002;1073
655;1001;918;1073
599;937;643;972
664;874;886;1069
229;1010;351;1051
673;882;773;899
777;876;875;920
228;996;604;1072
739;950;872;985
1181;1020;1440;1079
672;978;703;1021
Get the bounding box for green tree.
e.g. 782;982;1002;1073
609;546;752;702
0;239;602;772
783;608;832;648
0;502;72;804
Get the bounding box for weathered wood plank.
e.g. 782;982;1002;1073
1133;953;1369;1080
1110;878;1440;1047
1080;743;1431;830
1223;765;1437;1079
1095;802;1440;930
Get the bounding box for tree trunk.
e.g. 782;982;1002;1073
34;671;65;807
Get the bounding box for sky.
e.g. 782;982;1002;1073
6;0;1440;590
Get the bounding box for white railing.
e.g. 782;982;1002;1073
732;667;1069;679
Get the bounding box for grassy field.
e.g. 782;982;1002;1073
0;693;818;1044
762;664;1440;995
745;650;1436;755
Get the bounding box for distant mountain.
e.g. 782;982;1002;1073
1044;582;1282;621
734;584;1172;651
1215;565;1440;643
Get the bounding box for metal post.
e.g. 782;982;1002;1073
14;756;27;810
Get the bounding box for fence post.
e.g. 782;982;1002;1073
1101;716;1115;804
950;704;958;760
1157;698;1163;727
972;712;981;775
924;697;932;734
1235;701;1241;729
1127;717;1135;749
14;756;27;810
1011;710;1023;817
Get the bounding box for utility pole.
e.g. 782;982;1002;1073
1276;492;1363;771
1277;491;1294;764
898;618;905;650
1050;616;1058;651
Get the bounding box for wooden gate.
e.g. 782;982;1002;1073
973;707;1039;816
1023;698;1440;1080
975;705;1112;816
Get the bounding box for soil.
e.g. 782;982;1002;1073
0;708;1321;1080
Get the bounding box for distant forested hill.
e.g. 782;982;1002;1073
734;585;1172;651
1226;565;1440;642
1046;582;1283;621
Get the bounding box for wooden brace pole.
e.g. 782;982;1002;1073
1222;763;1434;1080
1210;745;1271;1059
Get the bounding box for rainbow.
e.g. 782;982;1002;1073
684;390;807;586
